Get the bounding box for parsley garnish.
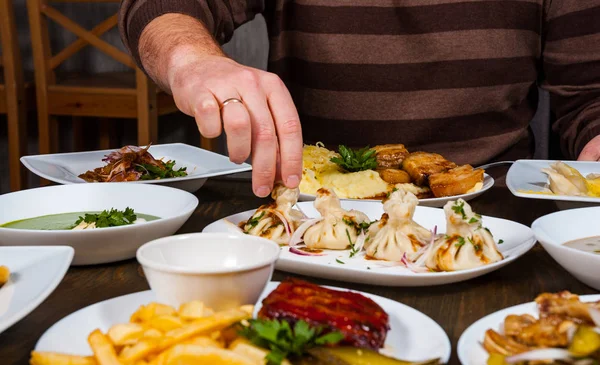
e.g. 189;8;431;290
498;239;504;244
451;201;467;220
455;236;466;248
246;211;265;229
330;145;378;173
336;258;345;264
386;187;399;198
239;319;344;365
346;229;359;258
74;207;137;228
137;160;187;180
468;217;479;224
484;227;493;235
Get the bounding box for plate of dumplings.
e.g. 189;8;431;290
204;184;536;286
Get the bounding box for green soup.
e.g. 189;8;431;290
0;212;160;230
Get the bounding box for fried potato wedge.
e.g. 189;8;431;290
130;303;176;324
30;352;97;365
377;169;412;184
108;323;145;346
229;338;292;365
373;144;409;169
428;165;484;197
178;301;214;321
401;152;457;186
164;345;256;365
88;330;123;365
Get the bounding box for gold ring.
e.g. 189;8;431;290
220;98;243;109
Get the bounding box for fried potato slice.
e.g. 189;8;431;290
30;352;97;365
0;266;10;285
401;152;457;186
178;301;215;321
149;315;184;332
108;323;145;346
428;165;484;197
130;303;176;324
164;345;256;365
377;169;411;184
184;336;224;348
229;338;292;365
373;144;409;169
88;330;123;365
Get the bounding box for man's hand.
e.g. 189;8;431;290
138;14;302;197
578;135;600;161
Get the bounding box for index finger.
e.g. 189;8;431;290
262;73;303;188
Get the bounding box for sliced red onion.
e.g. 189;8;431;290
353;231;366;253
505;348;572;363
289;218;323;246
589;307;600;328
400;253;430;273
289;246;325;256
223;219;245;235
412;226;437;266
271;210;292;237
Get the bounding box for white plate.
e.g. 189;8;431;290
457;294;600;365
299;174;494;208
0;183;198;265
507;159;600;204
203;201;536;286
34;282;451;363
21;143;252;193
0;246;74;334
532;207;600;291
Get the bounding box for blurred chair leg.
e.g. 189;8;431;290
99;118;116;150
136;69;157;146
72;116;85;151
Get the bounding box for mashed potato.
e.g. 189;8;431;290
300;144;393;199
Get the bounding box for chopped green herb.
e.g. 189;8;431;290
468;217;479;224
239;319;344;365
137;160;187;180
330;145;378;173
367;267;371;270
346;229;360;258
74;207;137;228
386;187;399;198
246;212;265;230
498;239;504;244
455;236;466;248
484;227;493;235
451;201;467;220
336;258;345;264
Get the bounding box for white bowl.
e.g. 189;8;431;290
0;184;198;265
532;206;600;291
136;233;280;309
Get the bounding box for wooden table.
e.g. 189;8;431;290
1;176;597;365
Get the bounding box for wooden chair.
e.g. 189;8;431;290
0;0;28;191
26;0;216;155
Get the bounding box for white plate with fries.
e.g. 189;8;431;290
204;201;535;287
0;246;74;334
21;143;252;193
33;282;451;364
457;294;600;365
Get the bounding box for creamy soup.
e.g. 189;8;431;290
0;212;160;230
563;236;600;255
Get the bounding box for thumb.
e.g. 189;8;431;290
578;136;600;161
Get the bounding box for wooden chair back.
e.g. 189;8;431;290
0;0;28;191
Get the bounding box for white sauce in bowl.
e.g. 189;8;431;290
563;236;600;255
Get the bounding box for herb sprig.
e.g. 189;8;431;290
239;319;344;365
74;207;137;228
330;145;378;173
137;160;187;180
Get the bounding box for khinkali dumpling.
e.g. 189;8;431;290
304;188;370;250
364;190;431;261
542;162;587;196
242;184;305;245
424;199;503;271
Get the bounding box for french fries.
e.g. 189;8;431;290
30;302;267;365
0;265;10;286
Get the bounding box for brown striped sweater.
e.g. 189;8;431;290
119;0;600;164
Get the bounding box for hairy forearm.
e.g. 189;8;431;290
138;13;225;93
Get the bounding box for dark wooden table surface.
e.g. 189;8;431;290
1;176;597;365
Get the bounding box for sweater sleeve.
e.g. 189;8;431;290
540;1;600;159
118;0;265;69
